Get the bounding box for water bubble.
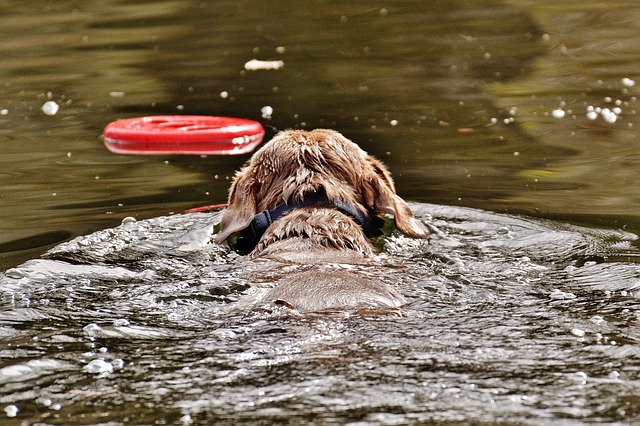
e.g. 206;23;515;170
571;328;586;337
586;111;598;120
4;268;25;279
113;318;130;326
213;328;238;339
389;119;398;126
275;46;286;54
549;289;576;300
572;371;588;385
83;323;102;337
4;405;18;418
261;106;274;120
551;109;565;119
219;91;229;99
112;358;125;370
622;77;636;87
41;101;59;116
601;108;617;123
121;217;136;225
82;358;114;375
37;397;52;407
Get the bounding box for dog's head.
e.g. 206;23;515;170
214;129;429;245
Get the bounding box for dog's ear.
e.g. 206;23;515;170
364;158;430;239
214;171;258;243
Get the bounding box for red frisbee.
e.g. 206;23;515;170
102;115;264;155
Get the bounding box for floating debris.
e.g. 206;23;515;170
244;59;284;71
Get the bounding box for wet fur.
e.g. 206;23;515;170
215;129;430;312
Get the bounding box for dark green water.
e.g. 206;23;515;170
1;1;640;424
1;0;639;268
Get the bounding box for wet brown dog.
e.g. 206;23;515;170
214;129;429;312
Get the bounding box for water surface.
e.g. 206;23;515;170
2;1;640;424
1;0;639;267
2;204;640;424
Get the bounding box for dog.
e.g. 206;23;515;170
214;129;430;312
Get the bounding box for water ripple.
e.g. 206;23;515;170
1;204;639;424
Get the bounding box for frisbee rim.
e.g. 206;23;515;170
102;115;265;155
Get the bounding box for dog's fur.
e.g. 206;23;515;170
215;129;429;312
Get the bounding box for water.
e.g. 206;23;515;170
2;0;640;424
1;205;639;424
2;0;640;268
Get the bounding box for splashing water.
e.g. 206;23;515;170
1;203;639;424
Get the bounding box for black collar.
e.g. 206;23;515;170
235;191;379;254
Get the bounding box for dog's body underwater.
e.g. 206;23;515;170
215;129;430;312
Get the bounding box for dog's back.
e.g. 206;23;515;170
216;129;429;312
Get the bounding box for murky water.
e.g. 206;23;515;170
2;205;640;424
2;0;640;424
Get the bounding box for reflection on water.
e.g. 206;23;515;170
2;0;640;424
1;0;640;268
